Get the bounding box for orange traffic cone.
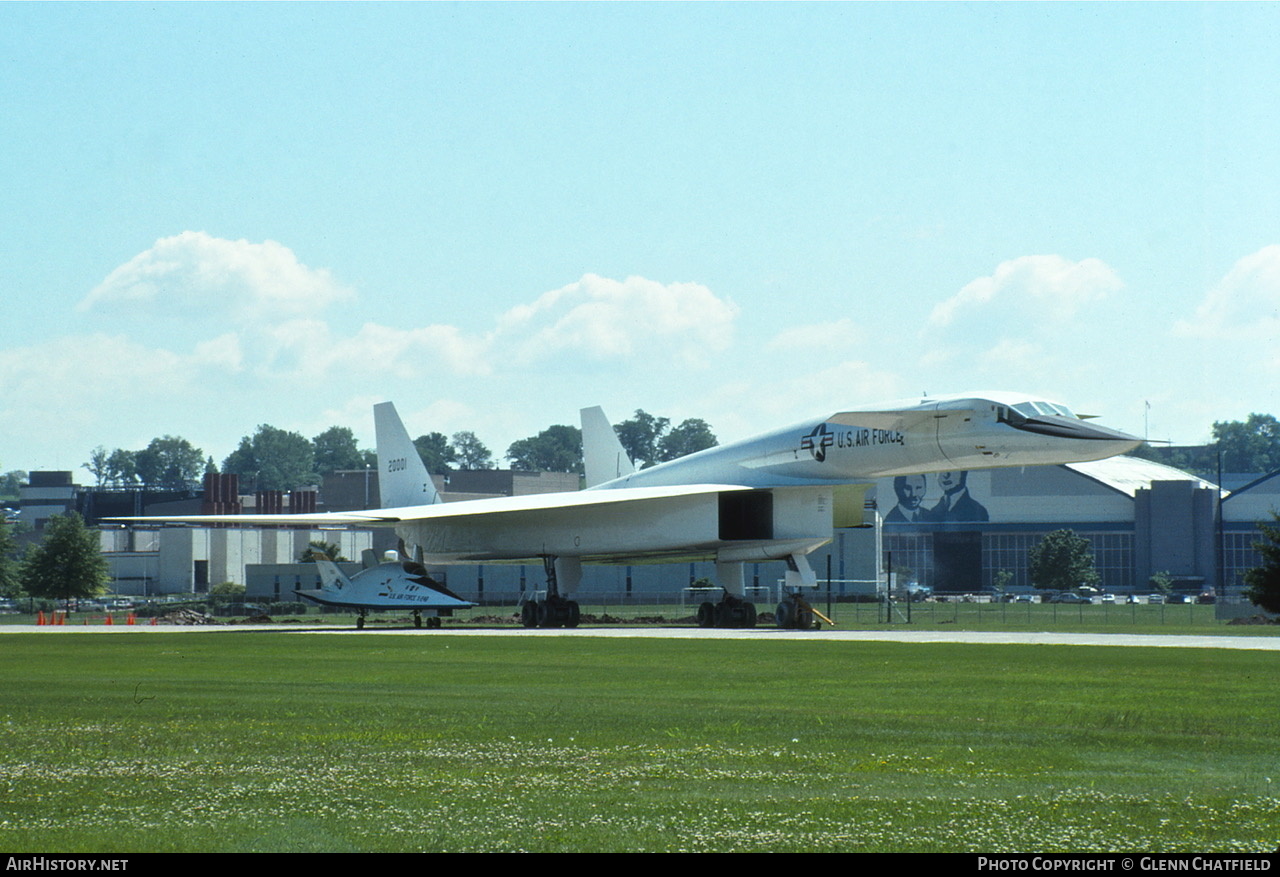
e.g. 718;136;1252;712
105;614;113;626
127;613;136;625
36;610;44;626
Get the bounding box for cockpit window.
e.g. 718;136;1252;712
1012;401;1077;419
997;405;1028;426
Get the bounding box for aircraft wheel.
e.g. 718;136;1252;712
521;601;538;628
428;616;441;629
356;616;365;630
696;602;715;628
797;606;815;630
413;614;422;629
566;601;581;629
536;600;553;628
743;602;757;628
775;601;792;629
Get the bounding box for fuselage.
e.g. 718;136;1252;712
384;392;1140;567
591;392;1141;491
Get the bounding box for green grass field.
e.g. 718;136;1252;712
0;632;1276;852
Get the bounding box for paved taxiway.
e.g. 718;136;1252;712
2;623;1278;650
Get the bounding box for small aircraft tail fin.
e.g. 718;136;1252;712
374;402;442;508
581;406;635;488
314;556;353;593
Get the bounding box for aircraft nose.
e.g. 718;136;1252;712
1013;415;1143;453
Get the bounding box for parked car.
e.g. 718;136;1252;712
1050;592;1090;604
1147;594;1164;604
1100;594;1116;604
1196;591;1216;604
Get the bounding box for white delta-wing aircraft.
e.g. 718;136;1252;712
297;551;476;630
136;393;1140;630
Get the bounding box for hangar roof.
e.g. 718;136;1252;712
1064;455;1221;499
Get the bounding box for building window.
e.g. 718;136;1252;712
1222;531;1263;590
983;532;1134;591
883;533;933;589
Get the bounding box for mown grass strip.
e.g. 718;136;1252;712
0;633;1275;852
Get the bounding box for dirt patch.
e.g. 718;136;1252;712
156;608;220;625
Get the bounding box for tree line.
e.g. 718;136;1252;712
1131;413;1280;480
76;408;720;493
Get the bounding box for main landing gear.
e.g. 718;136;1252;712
695;591;758;629
520;595;581;628
774;592;821;630
354;609;444;631
520;556;582;629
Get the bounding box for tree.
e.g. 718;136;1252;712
1027;529;1099;592
413;432;457;475
1215;414;1280;474
1243;512;1280;614
222;425;318;491
299;540;348;562
614;410;670;469
106;449;138;487
1133;413;1280;480
0;471;26;500
83;447;111;486
135;436;205;490
0;517;20;598
657;418;718;462
20;513;110;602
506;425;583;473
610;410;719;467
210;581;246;598
82;448;138;487
451;431;493;470
312;426;367;476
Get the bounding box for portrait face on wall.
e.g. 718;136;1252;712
894;475;926;511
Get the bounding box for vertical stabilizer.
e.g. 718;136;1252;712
313;556;353;593
374;402;442;508
581;406;636;488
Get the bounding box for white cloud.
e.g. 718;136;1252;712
260;320;493;380
0;334;223;462
7;253;746;467
78;236;738;382
78;231;353;323
766;318;861;352
201;273;737;383
929;255;1123;327
496;274;738;366
1174;244;1280;341
702;359;906;443
976;338;1042;372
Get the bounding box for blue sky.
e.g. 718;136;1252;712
3;3;1279;473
